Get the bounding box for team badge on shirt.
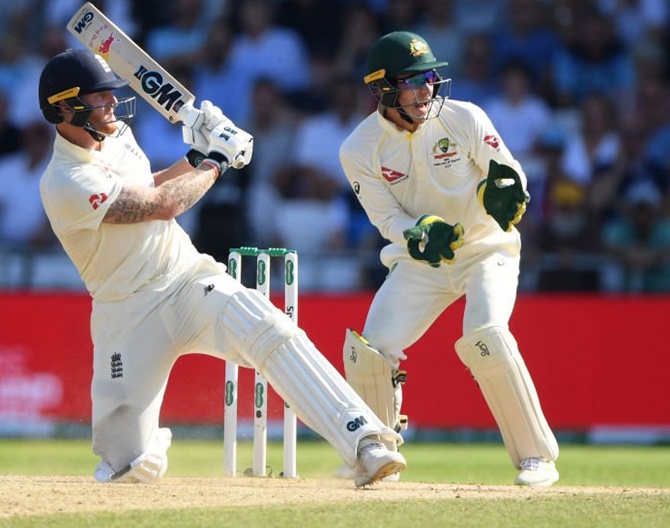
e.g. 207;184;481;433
431;138;460;168
432;137;458;159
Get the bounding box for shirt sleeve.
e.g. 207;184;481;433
339;138;415;246
44;164;124;235
465;102;528;189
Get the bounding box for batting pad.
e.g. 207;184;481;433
222;290;400;468
343;329;405;450
455;326;559;468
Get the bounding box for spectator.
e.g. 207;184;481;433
603;180;670;292
453;0;507;35
272;74;366;253
517;123;569;259
8;24;68;127
561;93;621;189
483;60;553;163
275;0;344;63
490;0;563;100
411;0;465;77
227;0;311;113
0;90;21;158
333;1;382;85
380;0;422;33
190;21;251;124
553;8;636;108
291;74;367;201
144;0;211;73
0;120;55;249
191;167;252;265
597;0;669;48
449;33;499;107
0;31;43;114
635;74;670;180
46;0;137;48
604;112;667;222
241;78;299;248
535;178;602;292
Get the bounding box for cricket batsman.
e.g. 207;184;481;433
38;48;406;487
339;31;559;486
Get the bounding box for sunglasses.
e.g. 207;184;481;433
396;70;439;89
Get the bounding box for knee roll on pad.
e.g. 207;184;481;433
455;326;559;467
222;289;300;368
343;329;406;449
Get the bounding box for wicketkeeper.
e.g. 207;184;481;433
339;31;559;486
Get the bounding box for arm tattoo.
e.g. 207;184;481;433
104;168;217;224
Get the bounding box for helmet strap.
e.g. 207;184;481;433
84;125;106;142
397;109;415;124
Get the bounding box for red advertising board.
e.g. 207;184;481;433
1;292;669;432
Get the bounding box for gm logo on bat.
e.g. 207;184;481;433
133;65;185;113
71;11;94;34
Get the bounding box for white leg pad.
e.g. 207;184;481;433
342;329;406;449
222;290;400;468
455;326;559;468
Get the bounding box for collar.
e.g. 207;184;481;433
53;129;107;163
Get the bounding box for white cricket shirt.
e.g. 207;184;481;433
40;129;203;301
339;98;525;264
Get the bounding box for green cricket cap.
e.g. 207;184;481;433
364;31;449;84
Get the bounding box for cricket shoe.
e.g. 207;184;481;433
353;439;406;487
514;457;559;487
334;464;401;482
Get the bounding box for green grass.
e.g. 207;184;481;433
2;439;669;487
1;439;669;527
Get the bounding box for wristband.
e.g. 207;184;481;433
198;158;223;178
185;148;206;168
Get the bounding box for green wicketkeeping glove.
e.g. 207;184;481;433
477;160;530;232
403;215;465;268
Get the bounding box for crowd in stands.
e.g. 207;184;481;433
0;0;669;293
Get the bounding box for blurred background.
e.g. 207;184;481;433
0;0;669;446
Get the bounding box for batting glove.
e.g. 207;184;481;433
179;103;208;154
200;100;233;132
206;122;254;170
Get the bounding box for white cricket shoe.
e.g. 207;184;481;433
514;457;559;487
353;439;407;487
334;464;401;482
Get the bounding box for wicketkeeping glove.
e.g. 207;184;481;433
206;122;254;170
403;215;464;268
477;160;530;232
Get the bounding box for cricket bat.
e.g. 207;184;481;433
67;2;194;124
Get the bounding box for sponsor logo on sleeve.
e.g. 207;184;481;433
89;192;108;210
484;135;500;149
380;166;408;185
